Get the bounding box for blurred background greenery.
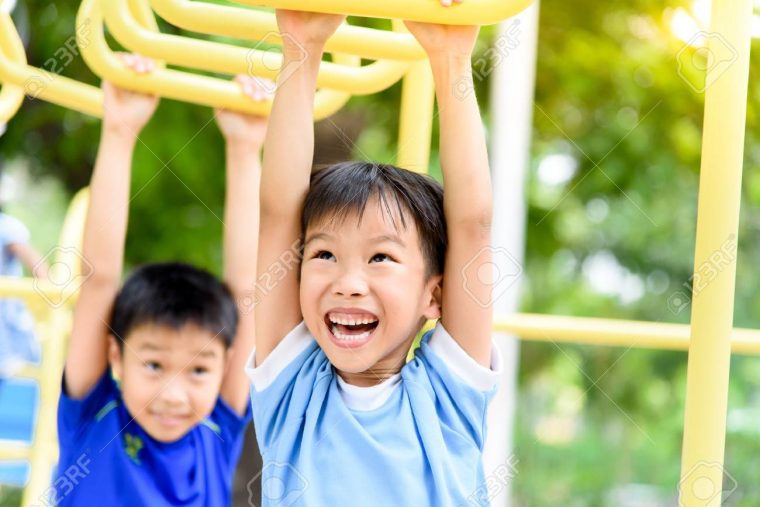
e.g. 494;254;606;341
2;0;760;505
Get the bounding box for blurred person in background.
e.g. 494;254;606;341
0;161;49;379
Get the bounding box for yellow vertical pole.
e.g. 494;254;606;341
679;1;752;506
397;59;434;174
21;189;90;507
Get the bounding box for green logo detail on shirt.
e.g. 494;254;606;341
123;433;144;465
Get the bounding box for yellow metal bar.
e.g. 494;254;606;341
397;60;434;173
20;188;88;507
0;12;103;117
0;82;24;126
148;0;426;61
77;0;350;120
128;0;161;31
0;442;32;461
494;313;760;355
102;0;410;96
15;364;40;381
0;277;87;307
235;0;533;26
679;1;752;505
0;5;24;126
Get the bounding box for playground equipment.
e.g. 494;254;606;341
0;0;753;506
0;190;89;507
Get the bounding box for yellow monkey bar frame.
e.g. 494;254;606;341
148;0;426;61
100;0;414;96
236;0;533;26
0;0;751;506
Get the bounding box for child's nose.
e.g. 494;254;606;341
159;379;189;405
332;268;369;297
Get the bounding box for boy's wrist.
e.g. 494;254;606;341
428;52;473;71
226;137;263;153
102;121;142;142
283;40;325;62
430;55;473;96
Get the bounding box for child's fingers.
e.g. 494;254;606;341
115;52;155;74
440;0;453;6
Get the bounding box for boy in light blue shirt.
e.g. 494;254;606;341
248;5;502;506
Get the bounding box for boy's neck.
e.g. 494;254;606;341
337;365;402;387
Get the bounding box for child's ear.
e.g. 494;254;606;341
422;274;443;321
107;335;124;379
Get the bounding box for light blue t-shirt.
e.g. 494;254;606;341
247;321;502;507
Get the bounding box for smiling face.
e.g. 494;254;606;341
300;195;442;386
108;323;228;443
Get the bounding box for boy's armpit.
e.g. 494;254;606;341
426;321;502;391
245;321;315;392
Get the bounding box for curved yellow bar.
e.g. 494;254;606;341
0;82;24;130
77;0;350;119
234;0;533;26
148;0;425;61
102;0;410;96
0;13;103;117
0;6;24;127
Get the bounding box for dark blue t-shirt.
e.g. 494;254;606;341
53;371;250;506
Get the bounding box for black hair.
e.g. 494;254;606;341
302;162;447;278
109;262;238;349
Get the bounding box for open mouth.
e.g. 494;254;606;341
325;311;379;345
152;412;190;428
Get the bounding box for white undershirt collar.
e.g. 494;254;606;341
336;371;402;412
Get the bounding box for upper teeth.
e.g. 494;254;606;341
329;315;378;326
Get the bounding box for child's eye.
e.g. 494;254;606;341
144;361;161;372
191;366;208;377
370;253;393;263
313;250;335;261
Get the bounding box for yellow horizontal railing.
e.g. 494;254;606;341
102;0;412;96
15;364;40;381
77;0;351;119
496;313;760;355
0;442;32;462
148;0;426;61
234;0;534;25
0;12;103;117
0;298;756;362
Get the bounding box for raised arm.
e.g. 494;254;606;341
64;55;159;399
216;77;269;414
405;20;494;367
254;11;344;366
8;242;49;279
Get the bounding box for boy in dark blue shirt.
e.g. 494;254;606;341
50;56;267;506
